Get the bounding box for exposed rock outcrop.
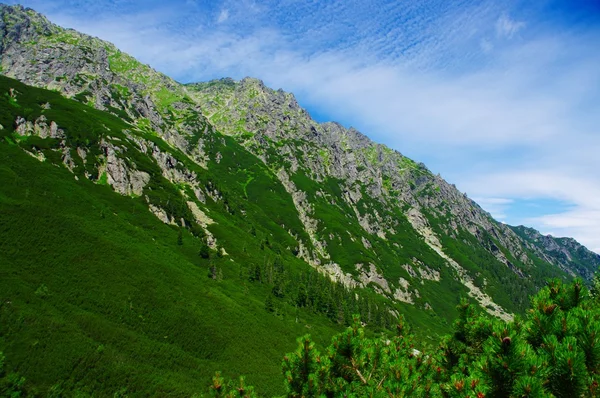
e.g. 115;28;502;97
99;140;150;196
2;4;599;323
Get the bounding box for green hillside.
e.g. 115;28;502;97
1;4;599;396
0;73;427;396
0;75;344;396
0;4;591;332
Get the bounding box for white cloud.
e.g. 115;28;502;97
462;172;600;210
23;0;600;253
462;171;600;253
471;197;514;221
217;9;229;23
495;13;525;39
480;198;514;205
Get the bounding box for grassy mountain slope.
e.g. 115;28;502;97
510;225;600;280
1;2;597;337
0;70;428;395
0;4;599;395
0;75;352;396
187;77;575;316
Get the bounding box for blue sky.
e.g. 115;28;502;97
7;0;600;251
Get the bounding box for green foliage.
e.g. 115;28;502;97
279;315;446;397
199;243;210;258
0;142;342;396
439;279;600;398
209;371;257;398
282;335;329;397
224;279;600;397
0;352;27;397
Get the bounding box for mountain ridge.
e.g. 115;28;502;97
1;3;599;317
0;0;598;342
1;3;600;394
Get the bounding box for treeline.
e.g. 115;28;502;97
211;278;600;397
240;254;398;330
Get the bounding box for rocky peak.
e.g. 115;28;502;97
2;5;599;324
511;225;600;279
0;4;208;142
239;76;266;90
0;5;56;45
240;77;301;110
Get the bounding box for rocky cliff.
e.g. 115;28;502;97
511;225;600;280
1;4;598;323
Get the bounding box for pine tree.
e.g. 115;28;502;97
248;264;261;283
295;282;308;308
282;335;329;398
474;322;547;398
199;243;210;259
177;228;183;246
208;279;600;397
272;276;285;298
209;371;257;398
265;293;275;313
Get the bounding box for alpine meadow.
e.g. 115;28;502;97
1;3;600;397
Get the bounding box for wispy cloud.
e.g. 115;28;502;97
217;9;229;23
472;197;514;221
463;171;600;252
10;0;600;252
480;38;493;53
495;13;525;38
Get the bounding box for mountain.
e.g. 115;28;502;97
0;4;599;395
510;225;600;280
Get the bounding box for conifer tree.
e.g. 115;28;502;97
282;335;329;398
295;283;308;308
209;371;257;398
265;293;275;313
199;243;210;259
209;279;600;397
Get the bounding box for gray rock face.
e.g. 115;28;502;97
15;115;64;139
0;3;211;150
99;140;150;196
511;225;600;280
187;77;535;267
3;4;599;320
